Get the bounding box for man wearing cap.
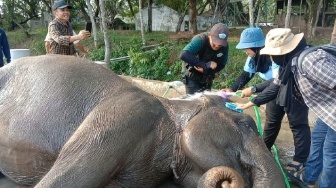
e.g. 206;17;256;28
180;23;229;94
248;28;336;188
48;0;90;55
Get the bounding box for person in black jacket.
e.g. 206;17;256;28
259;28;336;188
231;27;311;175
180;23;229;94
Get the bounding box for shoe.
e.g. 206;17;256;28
287;168;315;188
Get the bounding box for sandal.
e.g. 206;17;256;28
287;168;315;188
286;162;305;173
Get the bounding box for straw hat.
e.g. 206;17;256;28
260;28;304;55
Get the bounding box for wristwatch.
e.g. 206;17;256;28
251;86;257;93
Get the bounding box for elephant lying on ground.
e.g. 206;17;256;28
0;55;285;188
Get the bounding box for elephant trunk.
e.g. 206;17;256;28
197;166;244;188
247;142;286;188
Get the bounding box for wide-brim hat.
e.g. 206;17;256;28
52;0;72;11
236;27;265;49
210;23;229;46
260;28;304;55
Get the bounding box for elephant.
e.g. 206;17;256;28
0;55;286;188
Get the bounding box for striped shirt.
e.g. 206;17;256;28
293;49;336;131
48;18;76;55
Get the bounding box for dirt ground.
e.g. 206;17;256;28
121;75;317;188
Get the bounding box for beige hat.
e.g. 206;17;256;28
260;28;304;55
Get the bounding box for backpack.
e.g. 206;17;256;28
292;44;336;76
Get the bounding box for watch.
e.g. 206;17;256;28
251;86;257;93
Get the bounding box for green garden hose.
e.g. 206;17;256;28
249;96;291;188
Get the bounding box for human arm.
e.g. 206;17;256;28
180;37;207;69
49;23;89;45
235;80;279;109
302;50;336;90
45;41;51;54
1;30;11;63
75;43;88;57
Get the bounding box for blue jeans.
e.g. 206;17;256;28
304;118;336;188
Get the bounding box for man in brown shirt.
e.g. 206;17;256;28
48;0;90;55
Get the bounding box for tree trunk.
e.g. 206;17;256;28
175;6;188;33
306;0;323;39
285;0;292;28
99;0;111;67
85;0;98;47
331;19;336;45
189;0;197;34
256;3;262;26
147;0;152;32
139;0;146;46
248;0;254;26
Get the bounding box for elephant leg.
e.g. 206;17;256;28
34;106;152;188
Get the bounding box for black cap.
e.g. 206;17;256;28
52;0;72;11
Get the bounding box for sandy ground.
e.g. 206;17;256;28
121;75;318;188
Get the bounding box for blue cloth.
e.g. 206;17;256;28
0;28;11;67
304;118;336;187
243;57;276;81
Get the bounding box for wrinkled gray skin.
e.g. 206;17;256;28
0;55;286;188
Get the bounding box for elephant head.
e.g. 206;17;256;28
162;95;286;188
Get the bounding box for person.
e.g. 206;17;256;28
222;27;311;174
180;23;229;94
45;31;89;57
48;0;90;55
259;28;336;188
0;28;11;67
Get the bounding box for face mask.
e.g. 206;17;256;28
270;55;285;66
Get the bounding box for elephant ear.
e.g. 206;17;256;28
197;166;245;188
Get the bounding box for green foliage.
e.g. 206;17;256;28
127;44;179;81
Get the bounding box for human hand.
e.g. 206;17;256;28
235;101;255;110
210;61;217;69
194;66;204;73
240;87;253;98
78;30;91;40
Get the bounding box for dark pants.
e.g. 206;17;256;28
184;75;212;94
264;98;311;163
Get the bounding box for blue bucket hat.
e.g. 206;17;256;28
236;27;265;49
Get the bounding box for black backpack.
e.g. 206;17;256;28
292;44;336;76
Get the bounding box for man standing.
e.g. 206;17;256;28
48;0;90;55
180;23;229;94
0;28;11;67
260;28;336;188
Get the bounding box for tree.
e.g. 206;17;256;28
306;0;324;39
139;0;146;46
99;0;111;66
331;19;336;45
189;0;197;34
285;0;292;28
85;0;98;47
248;0;254;26
147;0;153;32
